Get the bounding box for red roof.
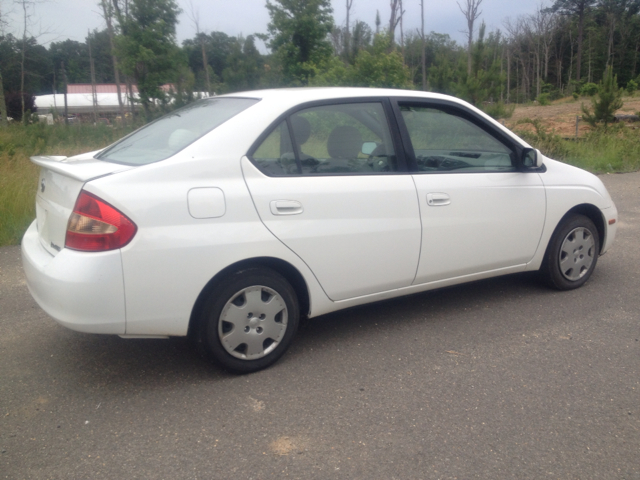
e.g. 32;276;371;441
66;84;174;94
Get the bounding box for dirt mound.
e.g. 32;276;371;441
506;96;640;137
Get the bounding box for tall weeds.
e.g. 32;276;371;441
514;120;640;173
0;123;137;246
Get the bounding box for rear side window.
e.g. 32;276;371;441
251;102;397;176
97;97;258;165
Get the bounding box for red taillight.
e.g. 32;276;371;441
65;191;137;252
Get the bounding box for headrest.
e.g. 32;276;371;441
327;126;362;159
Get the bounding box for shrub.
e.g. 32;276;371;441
581;83;599;96
514;118;569;160
482;101;515;120
537;93;551;106
626;79;638;95
581;67;623;129
3;92;37;121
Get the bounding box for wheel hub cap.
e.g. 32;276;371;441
559;227;595;281
219;286;288;360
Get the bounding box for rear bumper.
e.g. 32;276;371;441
21;220;126;334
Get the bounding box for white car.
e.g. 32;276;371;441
22;88;618;373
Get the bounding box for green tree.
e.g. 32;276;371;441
183;31;235;91
87;29;116;84
49;32;113;92
310;33;413;89
453;23;504;106
1;33;52;95
112;0;183;118
349;33;413;88
49;39;90;86
264;0;334;84
581;66;623;128
350;20;373;60
222;35;264;93
545;0;597;81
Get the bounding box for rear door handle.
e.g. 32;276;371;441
427;193;451;206
270;200;304;215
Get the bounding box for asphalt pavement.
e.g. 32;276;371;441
1;172;639;480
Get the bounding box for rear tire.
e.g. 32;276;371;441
198;267;299;374
541;214;600;290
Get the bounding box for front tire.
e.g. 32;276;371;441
542;214;600;290
198;267;299;373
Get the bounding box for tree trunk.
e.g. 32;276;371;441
0;68;8;126
345;0;353;61
126;76;135;117
633;38;639;78
467;30;473;76
399;0;405;61
101;0;126;124
421;0;426;90
389;0;401;48
506;48;511;103
201;38;211;95
568;29;574;87
576;5;585;81
588;31;592;82
20;0;27;121
607;16;615;68
536;50;541;98
61;62;68;125
516;58;519;103
88;31;99;124
458;0;483;77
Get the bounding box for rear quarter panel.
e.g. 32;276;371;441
85;126;329;336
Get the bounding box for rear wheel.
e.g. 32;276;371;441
542;214;600;290
198;267;299;373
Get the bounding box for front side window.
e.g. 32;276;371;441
399;105;515;172
98;97;258;165
251;102;397;176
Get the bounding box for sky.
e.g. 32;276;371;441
2;0;544;49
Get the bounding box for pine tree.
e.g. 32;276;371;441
581;67;623;129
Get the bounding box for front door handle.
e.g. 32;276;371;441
270;200;304;215
427;193;451;206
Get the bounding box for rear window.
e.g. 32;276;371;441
97;97;259;165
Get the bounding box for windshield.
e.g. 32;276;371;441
97;97;259;165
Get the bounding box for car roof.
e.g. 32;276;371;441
221;87;459;105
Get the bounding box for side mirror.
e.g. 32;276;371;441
361;142;377;156
522;148;543;169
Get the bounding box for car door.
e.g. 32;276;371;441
394;101;546;284
242;100;422;301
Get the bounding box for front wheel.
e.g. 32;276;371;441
198;267;299;373
541;214;600;290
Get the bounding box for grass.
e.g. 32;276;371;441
514;119;640;173
0;122;137;246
